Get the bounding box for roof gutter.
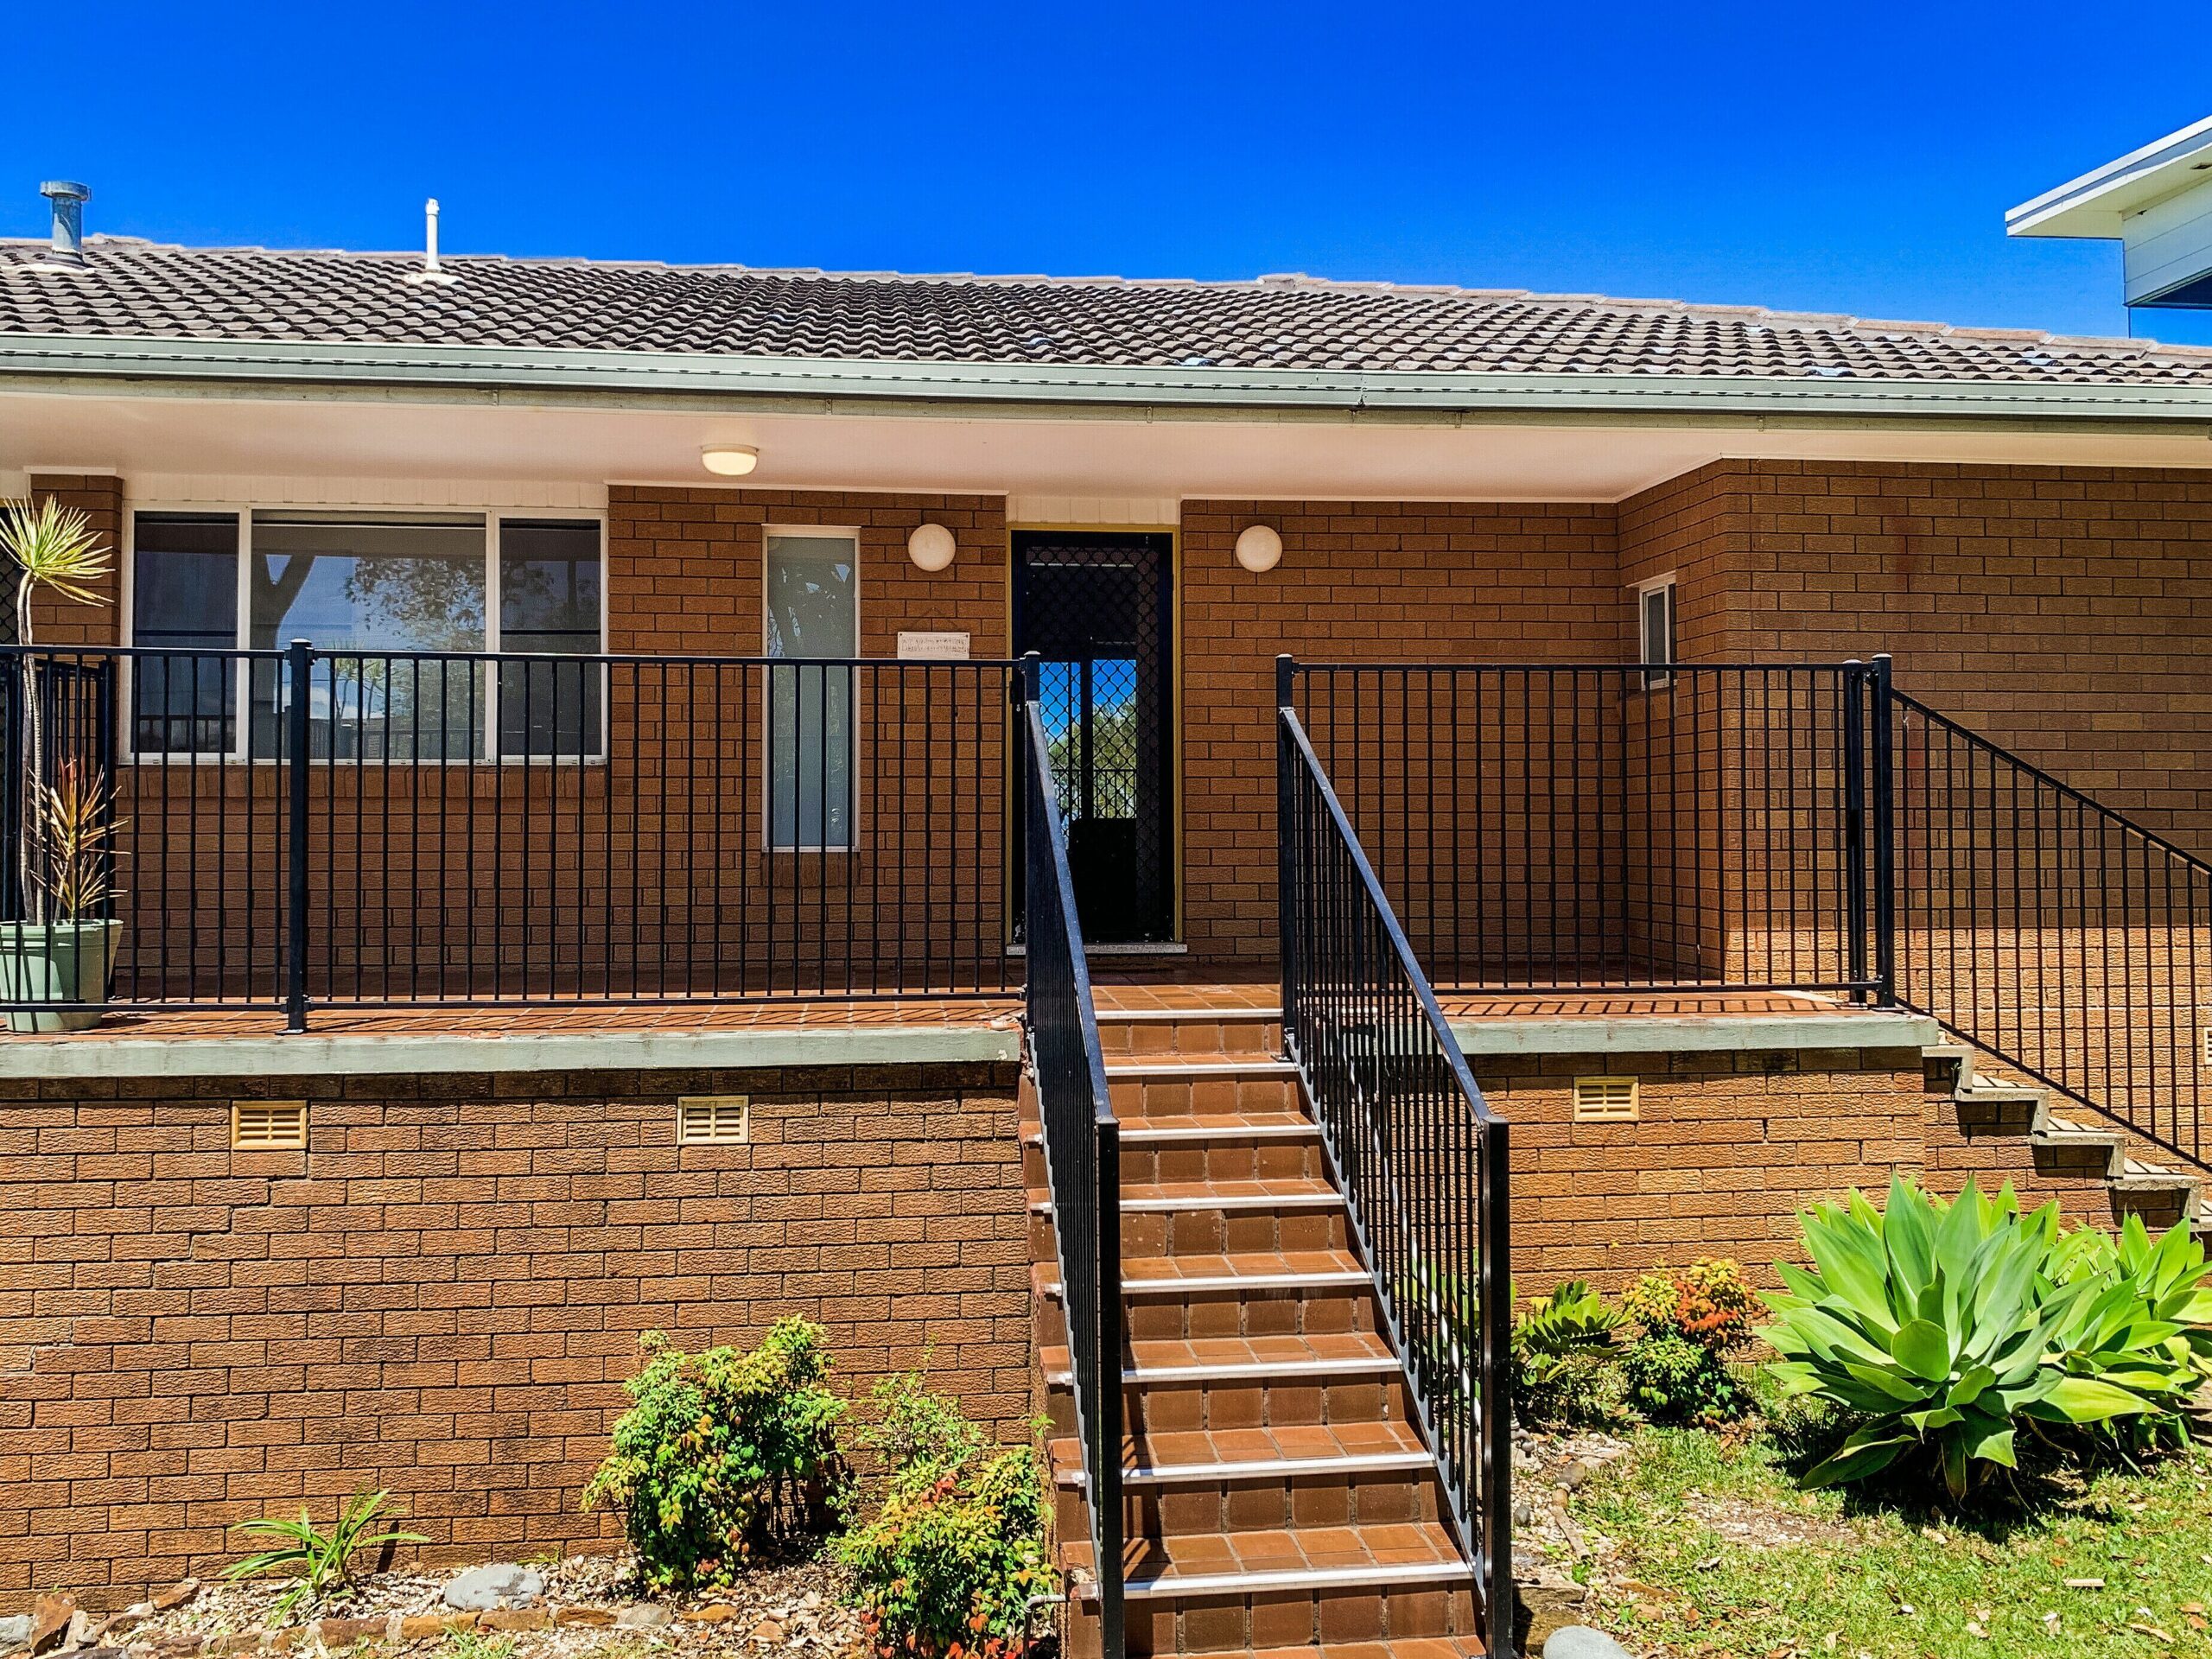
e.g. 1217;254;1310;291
3;332;2212;429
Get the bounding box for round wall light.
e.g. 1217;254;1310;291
700;443;760;477
907;522;957;572
1235;523;1283;574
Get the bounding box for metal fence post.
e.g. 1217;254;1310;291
1276;654;1298;1039
284;639;312;1034
1840;661;1870;1003
1869;653;1897;1007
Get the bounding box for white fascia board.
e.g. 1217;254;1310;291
3;332;2212;425
2007;115;2212;238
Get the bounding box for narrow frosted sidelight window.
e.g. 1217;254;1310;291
1638;578;1676;687
765;531;858;850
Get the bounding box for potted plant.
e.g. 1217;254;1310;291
0;497;121;1032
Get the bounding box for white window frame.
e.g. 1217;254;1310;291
761;524;861;854
121;502;609;764
1636;573;1677;689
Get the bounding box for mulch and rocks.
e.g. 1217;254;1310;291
2;1554;867;1659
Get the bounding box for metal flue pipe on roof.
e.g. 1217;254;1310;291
37;181;89;268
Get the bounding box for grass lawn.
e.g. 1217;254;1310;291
1557;1427;2212;1658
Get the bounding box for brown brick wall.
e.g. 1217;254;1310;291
1624;461;2212;845
23;474;122;647
1498;1046;2138;1294
0;1062;1027;1602
1179;499;1624;966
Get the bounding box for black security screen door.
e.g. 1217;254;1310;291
1014;531;1175;944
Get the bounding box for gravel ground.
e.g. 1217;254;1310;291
50;1553;871;1659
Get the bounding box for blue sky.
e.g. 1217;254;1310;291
7;0;2212;345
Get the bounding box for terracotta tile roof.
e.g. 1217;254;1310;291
4;236;2210;389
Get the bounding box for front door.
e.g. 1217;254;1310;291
1013;531;1175;944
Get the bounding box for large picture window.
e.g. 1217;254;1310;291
764;530;857;850
127;508;605;760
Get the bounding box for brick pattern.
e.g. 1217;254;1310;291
1179;499;1623;965
0;1063;1028;1601
1497;1046;2144;1291
22;474;123;647
1626;461;2212;844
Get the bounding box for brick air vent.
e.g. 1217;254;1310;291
677;1096;750;1146
231;1101;308;1150
1572;1077;1640;1123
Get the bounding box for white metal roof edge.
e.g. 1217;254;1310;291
2007;116;2212;238
4;333;2212;424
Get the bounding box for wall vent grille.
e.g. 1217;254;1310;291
232;1101;308;1151
678;1096;751;1147
1572;1077;1640;1123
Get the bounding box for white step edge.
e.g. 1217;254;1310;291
1122;1559;1473;1599
1105;1059;1300;1078
1123;1451;1433;1485
1097;1007;1283;1024
1033;1188;1344;1217
1120;1118;1319;1143
1043;1269;1371;1299
1044;1352;1404;1388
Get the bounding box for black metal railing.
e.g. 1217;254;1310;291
0;655;118;922
1895;691;2212;1170
1288;658;1893;1000
1019;654;1123;1656
1276;658;1513;1659
0;645;1021;1027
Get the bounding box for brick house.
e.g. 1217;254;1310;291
2;168;2212;1659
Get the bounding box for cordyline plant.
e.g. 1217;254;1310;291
0;497;115;925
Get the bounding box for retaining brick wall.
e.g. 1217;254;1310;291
0;1062;1027;1603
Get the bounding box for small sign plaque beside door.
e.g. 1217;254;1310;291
897;631;971;661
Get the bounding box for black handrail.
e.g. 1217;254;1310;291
1018;654;1124;1658
1893;687;2212;1171
0;644;1024;1027
1275;658;1515;1659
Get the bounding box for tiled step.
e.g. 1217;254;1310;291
1108;1059;1306;1121
1039;1332;1412;1440
1096;1007;1285;1058
1027;1109;1329;1185
1031;1178;1352;1262
1063;1524;1481;1656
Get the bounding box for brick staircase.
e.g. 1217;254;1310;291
1025;1001;1491;1659
1929;1043;2204;1234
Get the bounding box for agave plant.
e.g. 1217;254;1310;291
1763;1176;2166;1499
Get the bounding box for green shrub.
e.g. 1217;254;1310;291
1619;1258;1759;1425
582;1319;848;1590
1511;1280;1628;1427
837;1374;1047;1659
1762;1177;2208;1501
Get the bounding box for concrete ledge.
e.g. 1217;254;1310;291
0;1024;1023;1080
1448;1009;1940;1058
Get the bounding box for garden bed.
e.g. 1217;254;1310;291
7;1554;868;1659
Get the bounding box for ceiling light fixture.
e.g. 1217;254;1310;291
701;444;760;477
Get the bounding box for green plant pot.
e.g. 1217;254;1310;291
0;919;121;1033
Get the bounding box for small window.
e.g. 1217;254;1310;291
1637;577;1676;687
1573;1077;1640;1122
765;531;858;850
499;519;605;759
677;1096;750;1146
232;1100;308;1150
131;512;241;756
